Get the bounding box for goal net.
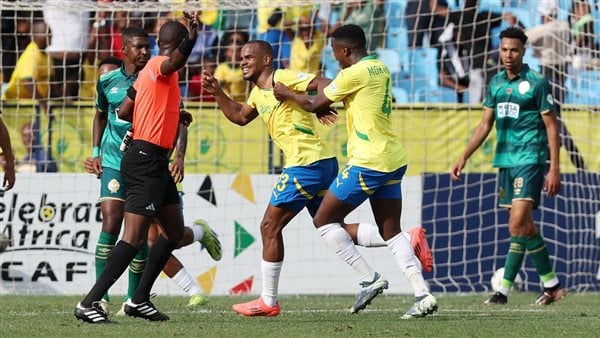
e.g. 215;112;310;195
0;0;598;295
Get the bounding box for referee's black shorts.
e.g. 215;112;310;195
121;140;179;217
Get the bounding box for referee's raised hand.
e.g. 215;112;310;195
184;12;199;40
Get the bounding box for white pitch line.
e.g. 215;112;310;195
4;307;549;317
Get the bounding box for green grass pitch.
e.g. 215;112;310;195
1;293;598;337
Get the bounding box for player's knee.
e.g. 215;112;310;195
101;215;123;235
260;217;283;238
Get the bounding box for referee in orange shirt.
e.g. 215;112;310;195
75;15;198;324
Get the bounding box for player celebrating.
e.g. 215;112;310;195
202;40;402;317
273;24;437;319
450;27;565;305
75;16;201;323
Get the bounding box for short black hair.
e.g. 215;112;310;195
121;26;149;43
98;56;123;68
499;27;528;45
331;24;366;49
245;40;273;57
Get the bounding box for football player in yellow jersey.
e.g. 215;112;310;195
274;24;438;319
203;40;392;316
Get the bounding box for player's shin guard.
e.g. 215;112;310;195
132;235;176;304
386;233;429;297
126;242;148;301
318;223;376;283
95;231;118;302
527;233;559;288
82;240;139;307
502;236;527;293
260;260;283;307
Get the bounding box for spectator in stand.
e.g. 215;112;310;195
569;0;599;70
108;11;131;59
18;122;58;173
290;15;326;75
213;31;249;102
43;0;89;100
258;8;293;69
337;0;386;53
2;20;53;108
448;0;523;104
437;22;470;103
187;57;216;102
528;0;586;170
405;0;449;49
527;0;570;104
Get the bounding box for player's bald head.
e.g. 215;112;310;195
244;40;273;58
158;21;188;47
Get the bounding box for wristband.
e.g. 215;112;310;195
127;86;137;101
177;37;196;56
92;146;100;158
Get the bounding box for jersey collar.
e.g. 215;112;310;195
360;55;378;62
120;65;137;80
502;64;530;81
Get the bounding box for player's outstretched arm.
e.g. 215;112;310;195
202;70;258;126
160;12;199;76
273;81;334;113
0;116;15;191
450;107;495;181
542;111;561;197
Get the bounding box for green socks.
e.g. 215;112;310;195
95;231;118;302
526;233;557;284
126;242;148;301
502;236;527;289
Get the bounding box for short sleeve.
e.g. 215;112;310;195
246;88;257;109
483;77;496;108
536;78;556;113
95;79;108;111
323;69;356;103
277;69;316;92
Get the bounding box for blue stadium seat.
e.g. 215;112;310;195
397;48;439;101
478;0;504;11
385;0;406;29
567;70;600;106
415;86;461;103
523;52;541;73
392;87;409;104
376;47;404;92
386;26;408;50
321;45;339;79
557;0;572;21
376;47;402;74
507;7;535;29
